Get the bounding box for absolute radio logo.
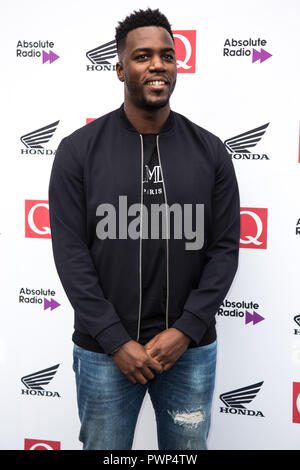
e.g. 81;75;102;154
20;121;59;156
223;38;272;63
16;40;60;64
224;123;270;160
19;287;60;311
219;381;264;417
296;218;300;235
24;438;61;450
173;30;196;73
240;208;268;249
21;364;61;398
25;200;50;239
218;299;265;325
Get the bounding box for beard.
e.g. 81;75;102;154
141;94;170;109
124;73;176;110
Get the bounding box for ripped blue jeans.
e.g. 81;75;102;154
73;340;217;450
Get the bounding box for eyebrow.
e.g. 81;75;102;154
131;47;176;55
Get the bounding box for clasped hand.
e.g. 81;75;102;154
112;328;191;384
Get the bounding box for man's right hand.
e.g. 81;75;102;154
111;340;164;384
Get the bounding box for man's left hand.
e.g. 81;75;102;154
144;328;192;372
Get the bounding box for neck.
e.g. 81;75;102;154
124;99;170;134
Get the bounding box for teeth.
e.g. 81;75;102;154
148;80;165;85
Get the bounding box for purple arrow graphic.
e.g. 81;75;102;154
245;310;265;325
252;48;261;63
260;48;272;63
44;297;60;310
252;48;272;63
42;50;60;64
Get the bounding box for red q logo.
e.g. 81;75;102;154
240;208;268;249
293;383;300;423
172;30;196;73
25;200;51;239
24;438;61;450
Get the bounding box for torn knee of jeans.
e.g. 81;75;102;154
167;408;205;429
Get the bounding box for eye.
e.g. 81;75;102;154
136;54;149;60
163;54;175;61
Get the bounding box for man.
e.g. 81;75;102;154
48;8;240;450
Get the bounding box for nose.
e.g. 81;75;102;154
149;54;166;71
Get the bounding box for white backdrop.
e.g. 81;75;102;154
1;0;300;450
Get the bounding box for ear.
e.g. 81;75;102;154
116;61;125;82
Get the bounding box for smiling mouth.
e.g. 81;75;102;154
145;80;169;90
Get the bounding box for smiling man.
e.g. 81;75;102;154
49;8;240;450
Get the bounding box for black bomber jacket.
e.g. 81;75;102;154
48;103;240;355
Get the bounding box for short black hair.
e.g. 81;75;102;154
115;8;174;56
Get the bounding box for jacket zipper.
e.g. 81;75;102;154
136;134;170;342
156;135;169;331
136;134;144;341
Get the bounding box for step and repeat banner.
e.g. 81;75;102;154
1;0;299;450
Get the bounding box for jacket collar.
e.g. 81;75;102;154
117;102;175;135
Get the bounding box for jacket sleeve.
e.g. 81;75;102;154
48;137;132;354
172;138;240;345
